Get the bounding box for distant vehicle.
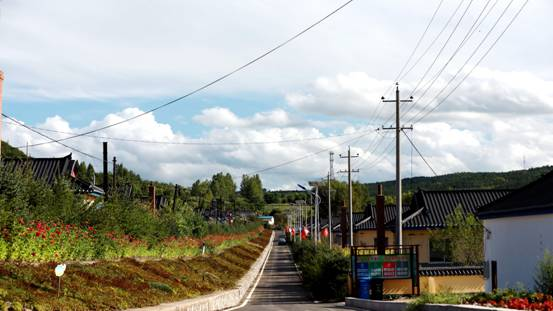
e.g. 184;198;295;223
277;237;287;245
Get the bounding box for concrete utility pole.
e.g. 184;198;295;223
382;83;413;246
328;152;334;247
315;186;319;242
339;146;359;247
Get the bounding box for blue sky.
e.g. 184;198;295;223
1;0;552;189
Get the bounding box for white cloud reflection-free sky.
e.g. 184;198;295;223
1;0;552;189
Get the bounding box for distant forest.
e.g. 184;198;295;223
364;165;553;198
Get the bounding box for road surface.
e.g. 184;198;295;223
236;234;360;311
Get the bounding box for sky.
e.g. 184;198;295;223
1;0;552;190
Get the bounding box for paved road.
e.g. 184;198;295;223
237;234;360;311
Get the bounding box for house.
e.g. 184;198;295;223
257;215;274;226
478;169;553;292
353;189;511;263
1;154;105;200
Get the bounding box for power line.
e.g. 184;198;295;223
367;0;445;127
397;0;465;84
411;0;527;124
1;113;105;163
401;0;497;120
402;129;438;176
247;130;373;175
410;0;474;96
19;0;355;149
3;119;372;147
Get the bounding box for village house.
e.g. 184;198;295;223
478;169;553;292
1;154;105;201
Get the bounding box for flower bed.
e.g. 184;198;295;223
0;219;264;262
467;291;553;311
0;229;271;310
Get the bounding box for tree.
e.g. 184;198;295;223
210;172;236;203
86;164;96;184
240;174;264;208
431;205;483;264
191;179;212;210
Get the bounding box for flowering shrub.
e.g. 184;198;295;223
468;290;553;311
9;220;97;262
0;219;263;262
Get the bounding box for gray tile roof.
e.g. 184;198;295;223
419;263;483;276
2;154;76;184
479;168;553;219
404;189;511;229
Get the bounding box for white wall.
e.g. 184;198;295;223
484;213;553;291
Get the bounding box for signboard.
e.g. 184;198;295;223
357;254;412;279
351;246;420;297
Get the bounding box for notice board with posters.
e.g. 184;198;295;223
351;246;420;297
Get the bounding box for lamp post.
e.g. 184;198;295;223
298;184;321;243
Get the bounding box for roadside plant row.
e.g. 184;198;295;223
0;218;263;262
0;229;272;311
0;166;263;262
289;240;349;301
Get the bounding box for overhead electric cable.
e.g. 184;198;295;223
20;0;355;149
397;0;466;83
367;0;445;127
402;129;438;176
247;130;373;175
3;119;372;147
410;0;526;124
410;0;474;96
2;113;105;163
401;0;496;120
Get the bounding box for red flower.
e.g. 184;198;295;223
35;232;40;237
31;252;36;257
88;226;94;231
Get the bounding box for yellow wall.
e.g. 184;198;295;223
354;229;432;263
380;275;485;295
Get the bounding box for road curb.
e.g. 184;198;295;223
126;231;275;311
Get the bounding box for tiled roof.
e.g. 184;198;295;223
479;168;553;219
404;189;511;229
1;154;76;185
355;204;412;231
419;263;483;276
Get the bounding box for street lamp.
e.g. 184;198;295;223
298;183;321;243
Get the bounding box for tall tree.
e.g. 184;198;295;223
240;174;264;208
210;172;236;202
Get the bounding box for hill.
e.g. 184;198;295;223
1;141;26;159
365;165;553;198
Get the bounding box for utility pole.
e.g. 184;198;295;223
382;83;413;246
339;146;359;247
112;156;117;195
328;151;334;247
315;185;319;243
102;142;109;199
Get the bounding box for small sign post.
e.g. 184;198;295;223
54;264;66;297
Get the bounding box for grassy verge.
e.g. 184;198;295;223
0;230;271;310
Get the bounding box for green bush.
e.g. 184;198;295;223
290;241;349;301
535;250;553;294
407;293;466;311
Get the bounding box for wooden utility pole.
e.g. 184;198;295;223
112;156;117;195
328;152;334;246
339;146;359;247
102;142;109;198
382;83;413;246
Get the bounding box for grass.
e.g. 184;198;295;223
0;230;271;310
